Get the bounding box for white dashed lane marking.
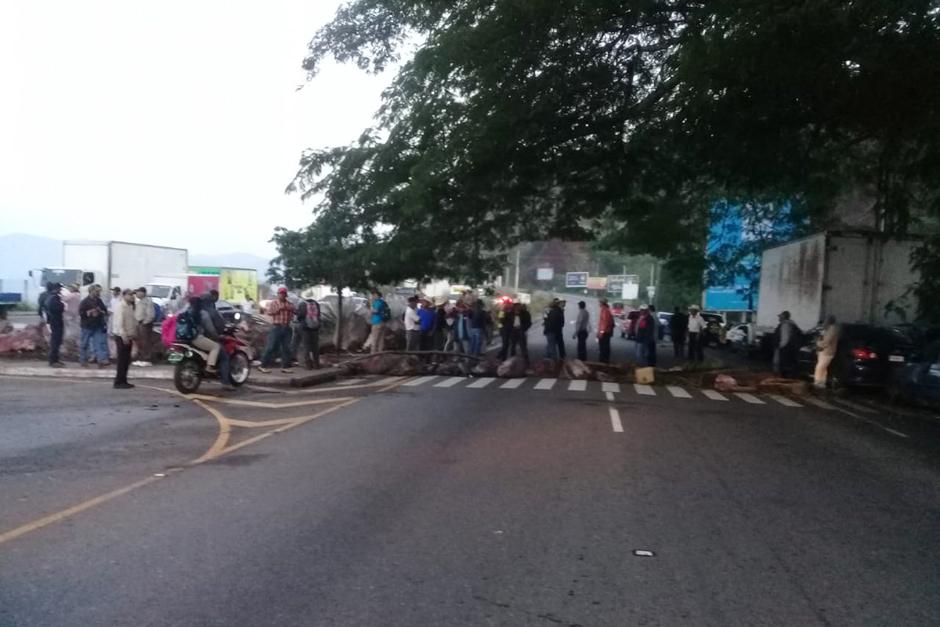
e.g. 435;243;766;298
666;385;692;399
609;407;623;433
467;377;496;389
568;380;587;392
404;376;437;387
768;394;802;407
734;392;765;404
702;390;729;401
500;378;526;389
434;377;465;388
634;384;656;396
602;382;621;394
534;378;557;391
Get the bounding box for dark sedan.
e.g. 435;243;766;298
796;324;915;388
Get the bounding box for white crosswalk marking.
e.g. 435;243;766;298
404;376;437;387
734;392;765;404
467;377;496;389
702;390;729;401
500;378;526;389
534;378;557;390
666;385;692;399
634;384;656;396
434;377;464;388
768;394;802;407
605;391;615;402
609;407;623;433
568;380;587;392
804;396;836;410
602;382;621;393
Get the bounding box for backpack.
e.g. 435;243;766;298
304;300;321;330
379;300;391;322
175;310;199;342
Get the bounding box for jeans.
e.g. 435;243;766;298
294;327;320;368
80;327;109;364
261;324;293;368
544;332;566;360
636;341;650;367
406;329;421;352
510;329;529;365
469;328;483;356
48;321;64;364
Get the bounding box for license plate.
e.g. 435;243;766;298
889;355;905;363
167;352;184;364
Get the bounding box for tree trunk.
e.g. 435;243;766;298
335;288;343;351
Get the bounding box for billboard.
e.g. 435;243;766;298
586;276;608;290
621;276;640;300
565;272;588;288
536;267;554;281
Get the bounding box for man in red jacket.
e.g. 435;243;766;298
597;298;614;364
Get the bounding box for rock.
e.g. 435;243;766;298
594;370;614;383
533;358;561;378
389;355;422;376
0;324;46;353
563;359;593;380
471;357;499;377
757;377;811;397
358;354;401;375
497;356;528;378
714;374;739;391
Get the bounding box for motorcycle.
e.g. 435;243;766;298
166;325;252;394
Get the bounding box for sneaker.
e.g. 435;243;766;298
140;361;152;367
132;361;143;367
113;382;135;389
281;368;294;374
98;362;110;369
257;367;271;374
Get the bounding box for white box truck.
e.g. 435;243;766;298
756;231;920;332
38;241;189;297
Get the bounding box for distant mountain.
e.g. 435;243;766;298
189;253;272;278
0;233;272;282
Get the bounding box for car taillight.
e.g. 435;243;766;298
851;347;878;360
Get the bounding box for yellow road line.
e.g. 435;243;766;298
0;475;163;546
189;400;232;464
226;418;298;428
183;394;356;409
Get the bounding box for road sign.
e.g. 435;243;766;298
587;276;608;290
565;272;588;288
646;285;657;300
607;274;627;294
537;267;554;281
621;275;639;300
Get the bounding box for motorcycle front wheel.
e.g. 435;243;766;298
229;351;250;387
174;359;203;394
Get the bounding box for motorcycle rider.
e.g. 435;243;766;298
187;296;233;390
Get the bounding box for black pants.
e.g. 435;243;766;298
114;336;133;384
598;333;611;364
648;339;657;368
510;329;529;365
499;330;512;360
48;321;64;364
673;336;686;358
576;330;588;361
299;328;320;368
553;332;567;360
688;333;704;362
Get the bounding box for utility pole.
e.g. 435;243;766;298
514;246;521;291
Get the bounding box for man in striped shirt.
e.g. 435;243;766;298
259;287;296;373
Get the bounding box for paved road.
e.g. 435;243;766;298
1;373;939;626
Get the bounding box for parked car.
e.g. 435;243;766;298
892;339;940;405
796;323;917;388
657;311;672;340
726;323;751;351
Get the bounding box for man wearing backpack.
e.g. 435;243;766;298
292;297;321;369
367;290;390;354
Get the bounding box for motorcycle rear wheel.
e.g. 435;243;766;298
174;360;203;394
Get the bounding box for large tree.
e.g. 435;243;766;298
288;1;940;303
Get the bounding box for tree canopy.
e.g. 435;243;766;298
286;1;940;293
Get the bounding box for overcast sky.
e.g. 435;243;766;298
0;0;394;258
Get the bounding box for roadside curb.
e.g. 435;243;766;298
289;366;347;388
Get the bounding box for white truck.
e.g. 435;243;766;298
755;231;920;332
38;241;189;297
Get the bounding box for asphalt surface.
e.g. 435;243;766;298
1;370;940;626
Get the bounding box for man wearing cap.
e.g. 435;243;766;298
543;298;566;360
259;288;296;373
687;305;705;362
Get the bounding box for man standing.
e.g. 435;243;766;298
597;299;614;364
687;305;706;362
543;299;566;360
113;289;137;389
367;290;389;354
417;299;435;353
468;300;486;356
647;304;659;368
508;302;532;365
669;306;688;358
133;287;156;366
258;287;296;374
45;283;65;368
79;284;109;368
775;310;801;378
634;305;653;366
404;297;422;352
574;301;590;361
814;315;839;389
498;300;515;360
294;298;321;370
